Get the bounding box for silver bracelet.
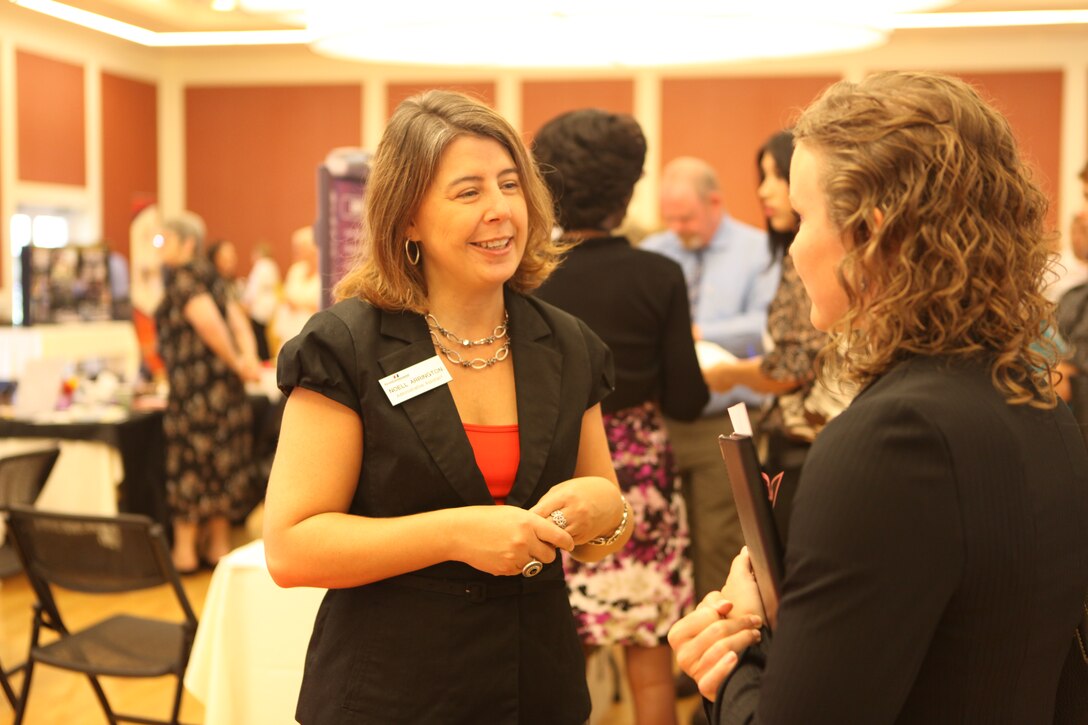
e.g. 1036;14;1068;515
588;495;629;546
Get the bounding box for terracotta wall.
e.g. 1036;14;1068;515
16;49;85;186
1;54;3;283
386;82;496;119
185;84;363;274
945;70;1063;232
520;79;635;141
660;75;840;230
101;71;157;259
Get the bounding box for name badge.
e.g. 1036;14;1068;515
379;356;452;406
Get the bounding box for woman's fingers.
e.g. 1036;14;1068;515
668;604;722;650
691;623;763;701
696;590;732;613
689;615;760;671
532;516;575;552
669;605;763;701
697;650;738;701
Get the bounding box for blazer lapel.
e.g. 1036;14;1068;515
377;311;493;506
505;293;562;508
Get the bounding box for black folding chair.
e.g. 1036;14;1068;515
0;447;59;710
0;447;60;577
5;505;199;725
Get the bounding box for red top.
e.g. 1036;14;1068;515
463;423;520;504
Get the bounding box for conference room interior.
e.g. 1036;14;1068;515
1;1;1088;723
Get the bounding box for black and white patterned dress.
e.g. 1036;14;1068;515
156;260;255;522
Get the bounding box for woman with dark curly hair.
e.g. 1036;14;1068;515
534;108;708;725
669;71;1088;724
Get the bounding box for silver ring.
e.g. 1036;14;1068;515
549;510;568;530
522;559;543;578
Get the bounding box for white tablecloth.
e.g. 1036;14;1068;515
0;438;121;515
0;321;140;382
184;539;325;725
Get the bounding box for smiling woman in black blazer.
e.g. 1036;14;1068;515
669;71;1088;724
262;90;632;724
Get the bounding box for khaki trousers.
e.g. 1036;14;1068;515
664;412;755;600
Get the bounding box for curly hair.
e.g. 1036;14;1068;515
334;90;560;312
793;71;1059;407
532;109;646;232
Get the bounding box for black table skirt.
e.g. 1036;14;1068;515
0;410;168;531
1;393;284;533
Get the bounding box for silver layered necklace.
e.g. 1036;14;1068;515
425;311;510;370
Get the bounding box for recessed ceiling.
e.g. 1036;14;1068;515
60;0;303;32
45;0;1088;34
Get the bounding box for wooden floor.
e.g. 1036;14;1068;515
0;531;701;725
0;567;213;725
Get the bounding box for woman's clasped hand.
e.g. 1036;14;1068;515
450;504;574;577
668;548;765;701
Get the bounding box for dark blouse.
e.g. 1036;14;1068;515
536;235;709;419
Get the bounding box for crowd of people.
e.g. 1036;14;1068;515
140;71;1087;723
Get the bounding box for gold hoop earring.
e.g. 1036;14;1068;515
405;238;421;266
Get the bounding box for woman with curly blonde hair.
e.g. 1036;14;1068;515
669;71;1088;724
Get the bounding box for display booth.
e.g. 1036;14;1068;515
315;147;370;310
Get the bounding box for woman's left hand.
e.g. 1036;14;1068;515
530;476;622;546
668;592;763;701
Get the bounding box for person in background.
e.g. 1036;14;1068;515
668;70;1088;724
702;130;852;544
640;158;779;605
156;212;260;573
263;90;630;724
271;226;321;353
242;243;281;362
1054;161;1088;443
206;238;243;300
107;248;131;320
1069;160;1088;261
129;203;166;382
534;109;709;725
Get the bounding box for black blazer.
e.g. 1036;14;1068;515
713;355;1088;724
535;235;709;418
278;290;614;724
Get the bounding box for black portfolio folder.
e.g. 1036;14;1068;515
718;433;785;629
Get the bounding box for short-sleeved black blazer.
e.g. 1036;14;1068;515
278;288;614;724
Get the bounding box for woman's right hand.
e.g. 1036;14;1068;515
233;355;262;383
448;505;575;577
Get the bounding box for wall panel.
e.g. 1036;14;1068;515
660;75;839;229
946;70;1063;233
16;49;85;186
386;82;496;119
101;71;157;258
520;79;635;141
185;84;362;273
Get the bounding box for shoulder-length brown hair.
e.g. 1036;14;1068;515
334;90;560;312
794;71;1059;407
